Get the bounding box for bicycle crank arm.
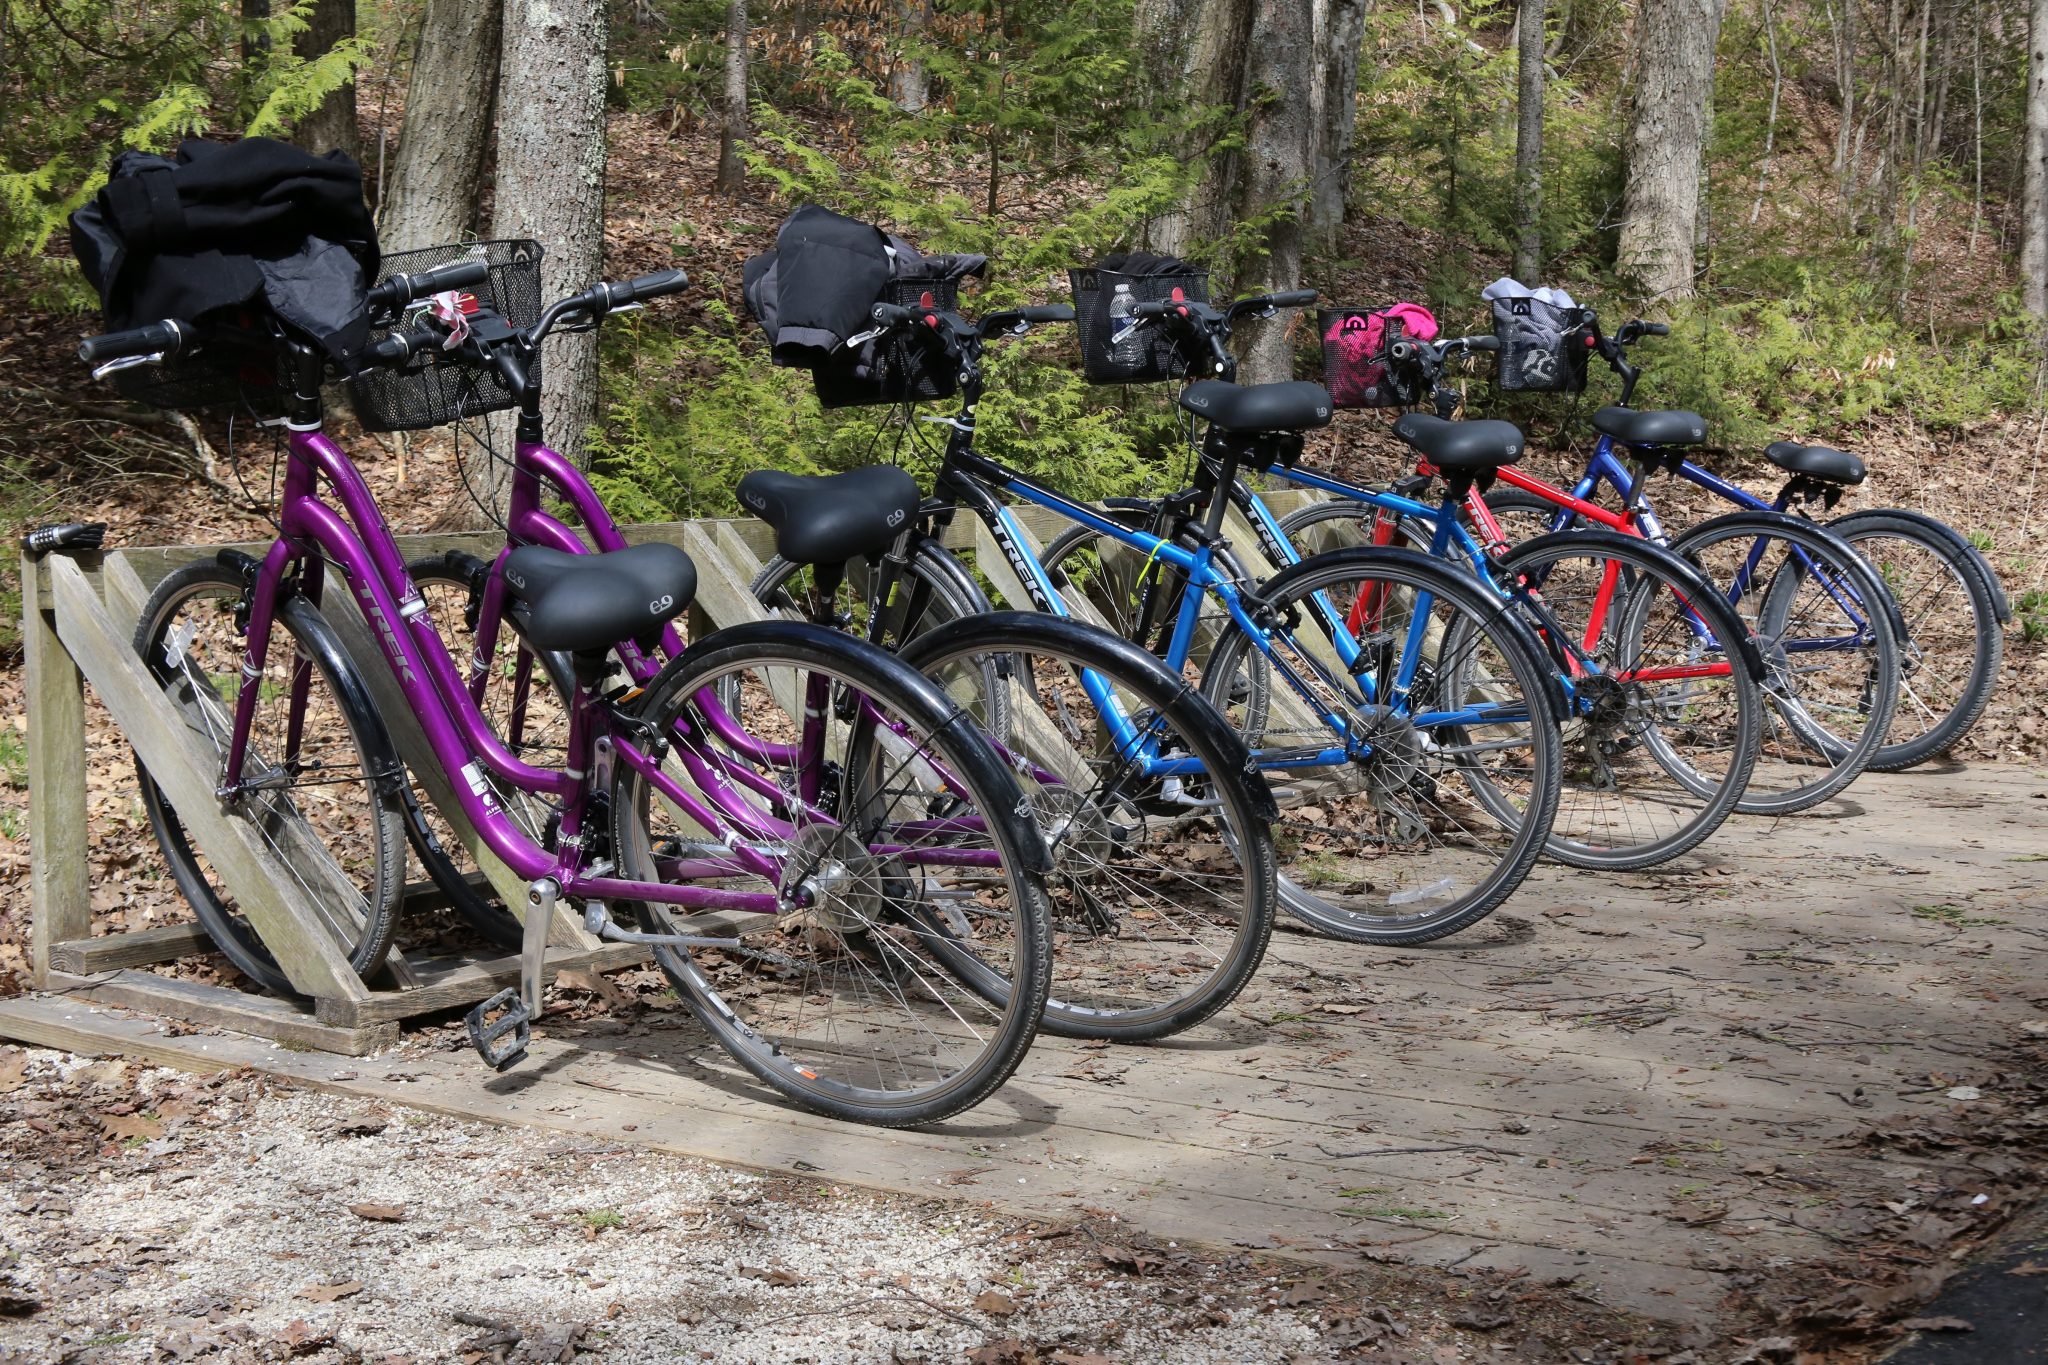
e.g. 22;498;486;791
581;900;742;951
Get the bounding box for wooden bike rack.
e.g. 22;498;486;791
19;491;1324;1057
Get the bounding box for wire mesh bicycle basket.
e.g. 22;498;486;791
1069;266;1210;384
1490;293;1592;393
1319;306;1434;410
105;308;292;421
811;274;964;410
347;239;545;432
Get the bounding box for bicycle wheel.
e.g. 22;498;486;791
133;558;405;993
1495;528;1764;867
901;613;1278;1040
750;537;1010;741
1200;546;1562;944
609;622;1052;1126
1667;512;1901;814
1827;509;2004;770
1041;503;1273;734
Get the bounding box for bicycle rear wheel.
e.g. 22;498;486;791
1668;512;1901;814
133;558;405;993
1826;509;2004;770
609;624;1052;1126
1200;546;1562;944
1495;529;1765;868
901;613;1278;1040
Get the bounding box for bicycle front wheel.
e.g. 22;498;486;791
133;559;405;993
609;624;1052;1126
902;613;1279;1040
1200;547;1562;944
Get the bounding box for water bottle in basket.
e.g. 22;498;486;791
1108;283;1142;366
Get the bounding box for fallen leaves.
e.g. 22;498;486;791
738;1265;805;1287
347;1202;407;1223
1899;1315;1973;1333
973;1288;1018;1316
296;1281;364;1303
1097;1245;1169;1276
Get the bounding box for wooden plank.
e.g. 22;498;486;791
48;924;213;975
312;941;651;1026
41;970;398;1056
22;550;91;987
47;557;370;1002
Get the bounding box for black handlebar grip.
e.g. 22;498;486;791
1387;339;1419;363
1464;335;1502;353
1130;300;1179;318
609;268;689;306
79;320;186;365
871;302;916;325
1642;322;1670;337
1265;289;1319;308
1018;305;1076;324
369;259;491;310
363;327;440;367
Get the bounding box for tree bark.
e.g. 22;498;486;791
291;0;359;161
890;0;931;112
716;0;749;193
2022;0;2048;318
1138;0;1256;254
381;0;502;250
494;0;610;474
1235;0;1315;384
1615;0;1724;301
1513;0;1547;279
1308;0;1366;243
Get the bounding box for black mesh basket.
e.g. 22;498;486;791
1319;307;1428;410
1069;267;1210;384
347;239;545;432
811;275;963;410
105;307;291;420
1491;294;1591;393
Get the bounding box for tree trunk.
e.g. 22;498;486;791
2022;0;2048;318
1615;0;1723;301
1308;0;1366;244
1138;0;1256;255
494;0;609;475
890;0;931;111
1235;0;1315;384
716;0;749;192
291;0;359;161
381;0;502;250
1513;0;1547;279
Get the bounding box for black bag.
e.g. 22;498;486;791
744;207;985;409
68;137;378;414
1490;293;1591;392
1069;253;1209;384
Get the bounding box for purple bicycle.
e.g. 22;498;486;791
86;260;1055;1126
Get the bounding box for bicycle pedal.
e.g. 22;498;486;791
466;988;531;1071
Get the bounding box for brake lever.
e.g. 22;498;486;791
844;324;888;349
91;352;167;381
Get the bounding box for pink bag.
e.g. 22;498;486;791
1321;303;1439;409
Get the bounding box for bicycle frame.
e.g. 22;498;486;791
218;369;1002;919
916;382;1536;767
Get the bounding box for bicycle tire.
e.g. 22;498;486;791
611;622;1053;1126
901;612;1280;1040
1200;545;1563;944
1826;509;2005;770
133;557;405;993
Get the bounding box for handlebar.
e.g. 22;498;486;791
366;259;491;315
78;319;189;368
529;267;691;346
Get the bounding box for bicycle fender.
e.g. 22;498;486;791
1503;526;1771;683
1828;506;2011;624
900;611;1280;823
277;592;412;798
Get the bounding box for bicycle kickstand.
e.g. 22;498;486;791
464;877;557;1071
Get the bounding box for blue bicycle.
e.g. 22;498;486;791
747;295;1566;946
